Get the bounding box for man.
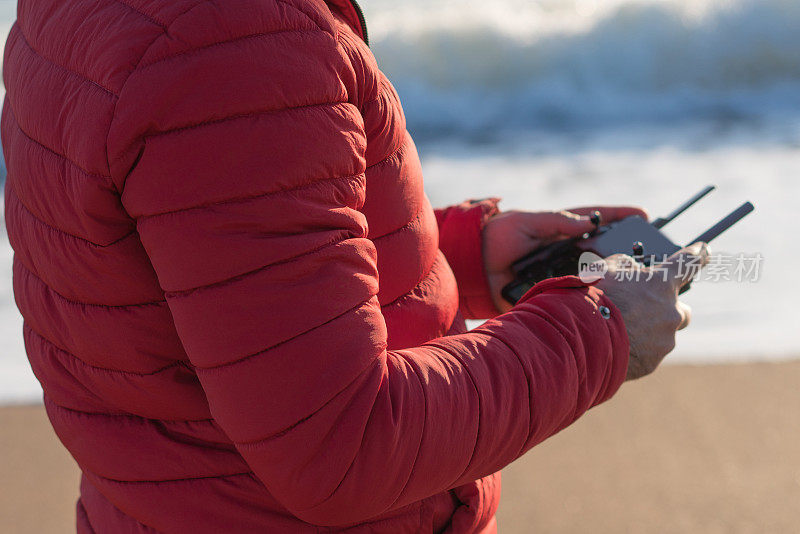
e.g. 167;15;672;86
2;0;706;531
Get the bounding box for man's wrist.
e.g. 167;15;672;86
436;198;502;320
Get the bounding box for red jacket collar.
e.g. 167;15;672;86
325;0;368;44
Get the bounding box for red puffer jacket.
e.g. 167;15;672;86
2;0;629;531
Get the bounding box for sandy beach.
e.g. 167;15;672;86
1;360;798;533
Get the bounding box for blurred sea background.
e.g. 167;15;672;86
1;0;799;402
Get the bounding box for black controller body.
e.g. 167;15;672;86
501;187;754;305
501;216;679;304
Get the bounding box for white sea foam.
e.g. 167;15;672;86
366;0;800;139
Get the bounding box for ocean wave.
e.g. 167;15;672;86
366;0;800;139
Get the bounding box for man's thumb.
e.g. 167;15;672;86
666;242;712;288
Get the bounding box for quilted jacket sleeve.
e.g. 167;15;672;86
110;11;629;528
435;198;502;320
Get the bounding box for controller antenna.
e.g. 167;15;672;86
652;185;716;229
689;202;755;245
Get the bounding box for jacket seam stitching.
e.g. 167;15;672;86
370;202;425;242
13;24;119;97
358;76;387;112
107;0;337;188
194;298;372;373
46;395;212;423
366;135;407;171
27;323;181;376
108;100;350;167
78;483;157;533
483;308;577;448
463;328;535;455
87;470;252;485
17;258;164;308
110;0;169;29
164;236;359;298
275;0;329;37
379;249;441;310
137;27;327;70
422;341;484;485
335;29;383;111
105;1;205;189
136;172;362;220
523;308;574;354
385;353;429;511
7;183;135;248
299;366;383;511
140;101;350;141
8;107;112;182
234;342;382;447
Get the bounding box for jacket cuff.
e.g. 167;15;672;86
435;198;502;321
518;276;630;405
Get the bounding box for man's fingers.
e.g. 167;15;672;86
517;206;649;240
519;211;595;238
677;301;692;330
666;242;711;289
566;205;649;223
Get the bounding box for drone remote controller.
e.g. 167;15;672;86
501;186;755;304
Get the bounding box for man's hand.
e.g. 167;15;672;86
597;243;711;380
482;206;649;312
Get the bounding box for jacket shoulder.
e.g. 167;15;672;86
102;0;350;186
135;0;338;67
12;0;334;98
